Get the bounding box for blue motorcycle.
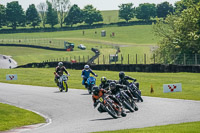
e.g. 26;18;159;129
86;77;96;94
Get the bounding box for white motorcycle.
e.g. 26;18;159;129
54;72;69;92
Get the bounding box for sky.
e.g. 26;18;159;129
0;0;179;11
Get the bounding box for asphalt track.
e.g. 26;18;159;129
0;83;200;133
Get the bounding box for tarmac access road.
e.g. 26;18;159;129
0;83;200;133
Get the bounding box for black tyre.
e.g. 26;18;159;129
59;87;63;92
131;101;139;111
122;101;134;112
133;91;143;102
63;81;68;92
105;102;118;119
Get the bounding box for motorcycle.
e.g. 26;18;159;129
95;95;126;119
129;81;143;102
54;72;69;92
115;90;138;112
86;76;96;94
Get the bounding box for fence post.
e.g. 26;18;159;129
79;56;80;63
195;54;197;65
109;54;110;64
153;54;155;64
136;54;137;64
144;54;146;64
115;55;116;64
102;55;104;64
83;56;85;63
184;54;186;65
121;54;123;64
127;54;129;64
98;56;99;65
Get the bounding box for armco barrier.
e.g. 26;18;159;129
16;62;200;73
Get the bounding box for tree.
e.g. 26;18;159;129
26;4;41;28
157;1;174;18
153;0;200;64
135;3;156;21
0;4;6;28
6;1;25;29
64;4;83;27
51;0;70;28
83;5;103;25
37;2;47;28
174;0;200;14
118;3;135;22
46;1;58;28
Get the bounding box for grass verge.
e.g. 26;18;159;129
94;121;200;133
0;103;46;131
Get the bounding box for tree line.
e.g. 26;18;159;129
0;0;176;29
153;0;200;64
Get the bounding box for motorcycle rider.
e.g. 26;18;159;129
98;77;117;90
118;71;139;89
54;62;70;86
81;65;97;88
92;86;126;117
109;82;127;95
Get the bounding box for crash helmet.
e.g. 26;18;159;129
101;77;107;84
119;71;125;79
92;86;99;95
84;65;90;71
58;62;63;67
109;82;116;91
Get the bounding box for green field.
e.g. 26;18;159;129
0;103;45;131
0;25;156;65
0;25;157;47
0;46;94;65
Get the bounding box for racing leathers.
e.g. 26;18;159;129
92;89;122;113
119;76;139;89
54;66;69;86
81;69;96;88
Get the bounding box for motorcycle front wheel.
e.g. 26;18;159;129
63;81;68;92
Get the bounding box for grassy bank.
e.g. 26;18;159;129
0;103;45;131
0;25;157;48
0;46;94;65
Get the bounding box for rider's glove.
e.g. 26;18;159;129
94;74;98;77
68;73;70;76
133;79;137;82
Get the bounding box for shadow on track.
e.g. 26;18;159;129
81;93;91;95
53;91;67;93
90;117;116;121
